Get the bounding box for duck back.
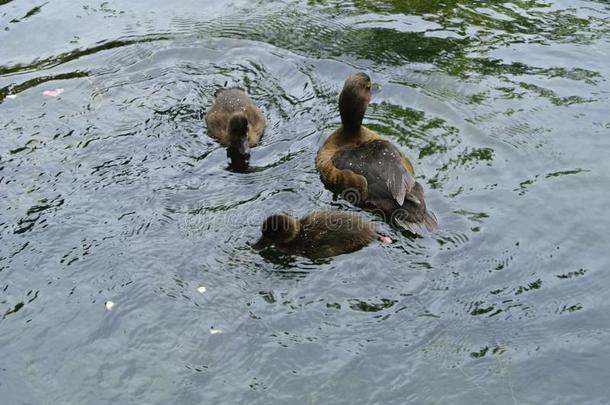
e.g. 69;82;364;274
279;211;378;259
332;139;437;233
332;139;415;206
212;88;253;114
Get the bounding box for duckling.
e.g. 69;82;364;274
252;211;387;259
205;87;265;160
315;72;437;234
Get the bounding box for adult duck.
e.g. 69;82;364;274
315;72;437;234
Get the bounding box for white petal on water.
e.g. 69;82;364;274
105;301;115;310
380;235;393;244
210;328;222;335
6;95;17;99
197;286;207;294
43;88;64;97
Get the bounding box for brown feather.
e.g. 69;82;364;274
254;211;379;259
205;88;265;147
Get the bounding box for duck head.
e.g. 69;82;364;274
252;213;300;250
339;72;372;133
227;112;250;156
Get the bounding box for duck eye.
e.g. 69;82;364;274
366;83;372;90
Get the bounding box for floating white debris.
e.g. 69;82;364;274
105;301;115;310
210;328;222;335
197;286;207;294
6;94;17;99
43;88;64;97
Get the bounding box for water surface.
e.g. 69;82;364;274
1;0;610;403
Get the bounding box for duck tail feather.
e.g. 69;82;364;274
393;209;438;235
423;209;438;231
214;83;228;97
214;85;246;97
393;215;425;236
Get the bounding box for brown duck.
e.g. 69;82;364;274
205;88;265;158
252;210;389;259
315;72;437;234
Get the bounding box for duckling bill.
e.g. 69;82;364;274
205;87;265;161
315;72;437;235
253;211;386;259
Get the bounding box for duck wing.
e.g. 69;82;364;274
332;139;416;206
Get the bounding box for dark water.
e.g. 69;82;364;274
1;0;609;403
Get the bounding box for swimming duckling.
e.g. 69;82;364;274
205;88;265;161
315;72;437;235
252;211;387;259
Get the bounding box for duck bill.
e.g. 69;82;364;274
237;138;250;156
371;83;381;97
252;236;270;251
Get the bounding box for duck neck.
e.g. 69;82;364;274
339;91;367;135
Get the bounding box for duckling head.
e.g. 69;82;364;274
252;213;300;250
227;112;250;156
339;72;372;133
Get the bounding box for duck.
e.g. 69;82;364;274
205;87;265;161
315;72;437;235
252;210;390;259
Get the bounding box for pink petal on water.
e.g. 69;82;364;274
379;235;393;244
43;88;64;97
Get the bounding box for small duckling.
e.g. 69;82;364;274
205;88;265;161
315;72;437;235
252;211;388;259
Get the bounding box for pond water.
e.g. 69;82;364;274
1;0;610;403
